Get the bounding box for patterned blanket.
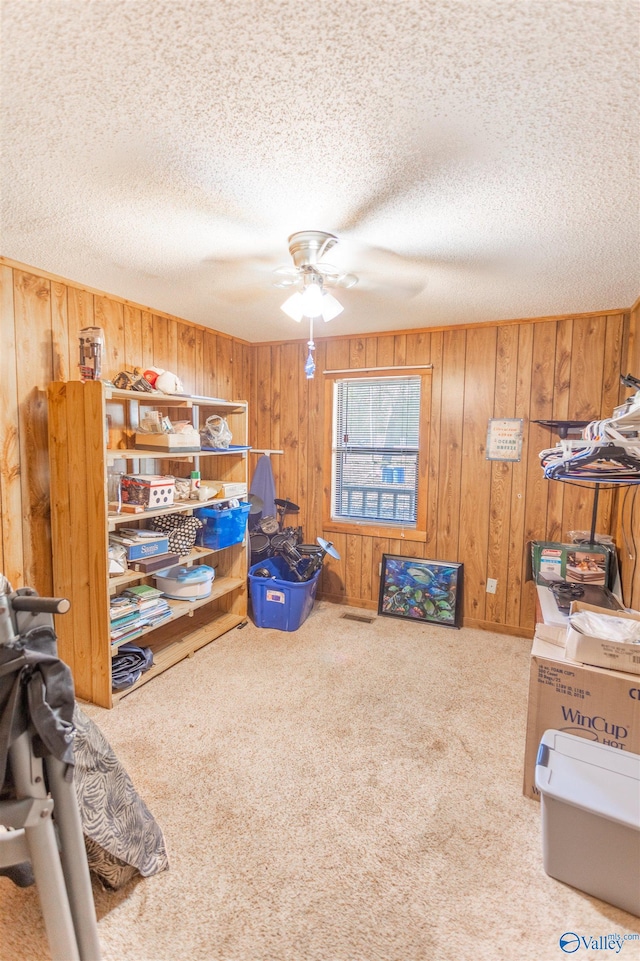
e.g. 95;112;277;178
73;705;170;889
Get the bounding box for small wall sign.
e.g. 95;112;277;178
486;418;524;462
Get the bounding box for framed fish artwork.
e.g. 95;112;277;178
377;555;463;628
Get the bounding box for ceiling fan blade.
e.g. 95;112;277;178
336;117;480;234
337;273;359;289
272;266;300;288
322;240;428;297
270;261;360;291
314;264;359;289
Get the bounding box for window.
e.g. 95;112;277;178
331;375;421;526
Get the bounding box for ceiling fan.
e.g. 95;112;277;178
271;230;360;325
201;228;430;313
272;230;359;291
268;230;364;377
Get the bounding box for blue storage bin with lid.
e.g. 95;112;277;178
248;555;320;631
194;502;250;550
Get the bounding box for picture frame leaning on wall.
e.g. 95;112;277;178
378;555;463;628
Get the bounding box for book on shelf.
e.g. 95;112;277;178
141;607;172;628
110;611;141;629
111;630;143;650
138;599;171;620
124;584;164;600
110;619;143;640
109;599;138;620
132;597;166;612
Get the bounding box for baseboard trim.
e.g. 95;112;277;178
462;617;534;639
317;592;377;611
316;593;535;638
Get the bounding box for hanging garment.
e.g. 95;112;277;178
250;455;277;519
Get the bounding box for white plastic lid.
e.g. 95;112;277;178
535;729;640;830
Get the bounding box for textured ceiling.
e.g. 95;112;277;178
2;0;639;343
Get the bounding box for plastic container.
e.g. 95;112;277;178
153;564;215;600
535;729;640;915
248;555;320;631
121;474;175;508
195;502;250;550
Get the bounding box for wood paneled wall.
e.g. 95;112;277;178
1;257;635;637
248;312;630;635
0;261;251;595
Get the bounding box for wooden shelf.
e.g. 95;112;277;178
108;545;219;593
106;447;250;466
107;495;247;531
104;385;246;413
48;379;250;708
112;609;245;701
110;575;244;650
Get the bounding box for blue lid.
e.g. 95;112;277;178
157;565;215;583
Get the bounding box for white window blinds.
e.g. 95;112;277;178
332;376;421;525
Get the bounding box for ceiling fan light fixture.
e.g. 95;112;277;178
320;291;343;322
300;280;324;317
280;292;304;322
277;232;351;378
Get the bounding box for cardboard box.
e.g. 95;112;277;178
535;586;627;648
535;584;568;645
134;433;200;453
565;601;640;676
109;534;170;560
523;635;640;800
530;540;610;586
127;552;181;573
121;474;175;508
211;482;247;499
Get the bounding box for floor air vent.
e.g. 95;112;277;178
340;612;375;624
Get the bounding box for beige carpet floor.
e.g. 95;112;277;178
1;600;639;961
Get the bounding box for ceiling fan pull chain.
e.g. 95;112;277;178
305;317;316;379
304;347;316;379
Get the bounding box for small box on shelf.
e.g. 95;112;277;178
134;433;201;453
121;474;175;509
127;552;181;573
109;532;170;560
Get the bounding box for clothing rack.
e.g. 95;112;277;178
250;449;284;457
536;394;640;544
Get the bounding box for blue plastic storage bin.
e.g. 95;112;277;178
248;555;321;631
195;502;250;550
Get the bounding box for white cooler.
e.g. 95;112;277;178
535;729;640;916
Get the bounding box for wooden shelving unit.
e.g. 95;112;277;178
47;380;250;708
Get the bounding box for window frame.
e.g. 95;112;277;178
323;368;431;541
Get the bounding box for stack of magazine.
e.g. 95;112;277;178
110;584;172;649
